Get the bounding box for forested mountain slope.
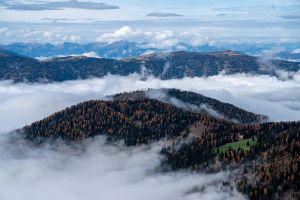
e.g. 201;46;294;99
15;89;300;200
1;50;299;82
113;89;266;123
21;89;265;142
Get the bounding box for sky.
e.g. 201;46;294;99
0;0;300;44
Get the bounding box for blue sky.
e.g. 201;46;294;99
0;0;300;44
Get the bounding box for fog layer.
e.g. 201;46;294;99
0;134;245;200
0;73;299;132
0;73;299;200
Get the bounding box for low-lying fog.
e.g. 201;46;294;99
0;73;299;132
0;135;244;200
0;73;299;200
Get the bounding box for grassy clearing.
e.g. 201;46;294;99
214;138;257;154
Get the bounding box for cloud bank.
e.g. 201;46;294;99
97;26;207;48
0;27;83;43
1;24;299;47
0;73;299;133
0;134;244;200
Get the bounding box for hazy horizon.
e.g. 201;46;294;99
1;0;300;45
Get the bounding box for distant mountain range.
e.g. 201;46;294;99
1;41;300;60
16;89;300;199
1;41;148;59
0;49;299;83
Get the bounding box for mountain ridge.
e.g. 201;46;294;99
2;41;300;61
113;89;267;123
20;89;265;142
0;49;299;83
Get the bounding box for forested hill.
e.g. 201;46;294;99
113;89;266;124
20;92;264;145
17;89;300;199
21;89;264;142
22;98;200;144
0;49;299;83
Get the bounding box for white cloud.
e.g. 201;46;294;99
43;31;54;38
81;51;100;58
63;34;81;42
0;27;8;33
36;52;101;60
0;27;10;38
0;134;244;200
97;26;144;43
0;28;83;44
145;31;178;49
97;26;208;49
293;49;300;54
0;73;299;133
179;32;208;46
1;24;299;46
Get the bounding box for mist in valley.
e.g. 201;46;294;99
0;73;299;133
0;73;299;200
0;133;245;200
